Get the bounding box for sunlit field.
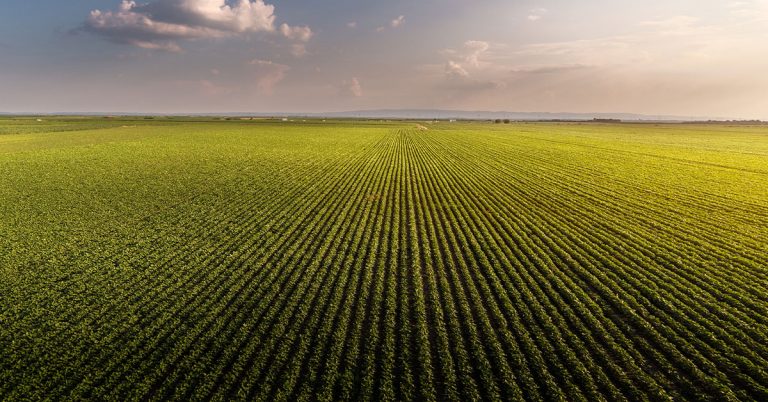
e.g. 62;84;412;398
1;117;767;400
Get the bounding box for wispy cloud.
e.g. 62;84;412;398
509;64;592;75
438;40;492;79
249;59;290;94
198;79;233;95
436;41;503;97
463;40;490;67
377;15;405;32
340;77;363;97
391;15;405;28
527;8;548;22
279;23;313;56
726;0;768;19
279;23;313;42
516;15;735;66
445;61;469;78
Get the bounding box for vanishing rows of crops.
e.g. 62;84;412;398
1;120;767;400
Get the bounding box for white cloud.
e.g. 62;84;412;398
527;8;548;22
445;61;469;78
439;40;492;80
438;41;503;96
290;44;308;57
279;23;313;42
137;0;276;32
83;0;311;51
249;59;290;94
464;40;490;67
347;21;357;28
279;23;313;56
84;1;222;52
377;15;405;32
340;77;363;97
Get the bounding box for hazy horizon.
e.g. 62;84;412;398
0;109;735;122
2;1;768;119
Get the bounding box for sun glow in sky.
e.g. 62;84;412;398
2;0;768;118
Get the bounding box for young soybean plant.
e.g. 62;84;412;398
1;118;766;401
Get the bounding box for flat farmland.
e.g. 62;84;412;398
1;118;767;400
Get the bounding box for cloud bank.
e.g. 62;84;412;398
83;0;311;51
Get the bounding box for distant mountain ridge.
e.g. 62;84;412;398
313;109;719;122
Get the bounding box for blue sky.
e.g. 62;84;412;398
2;0;768;118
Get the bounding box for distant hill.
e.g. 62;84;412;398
311;109;717;122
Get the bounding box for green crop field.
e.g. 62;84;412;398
1;117;767;401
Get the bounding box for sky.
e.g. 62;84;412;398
1;0;768;118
